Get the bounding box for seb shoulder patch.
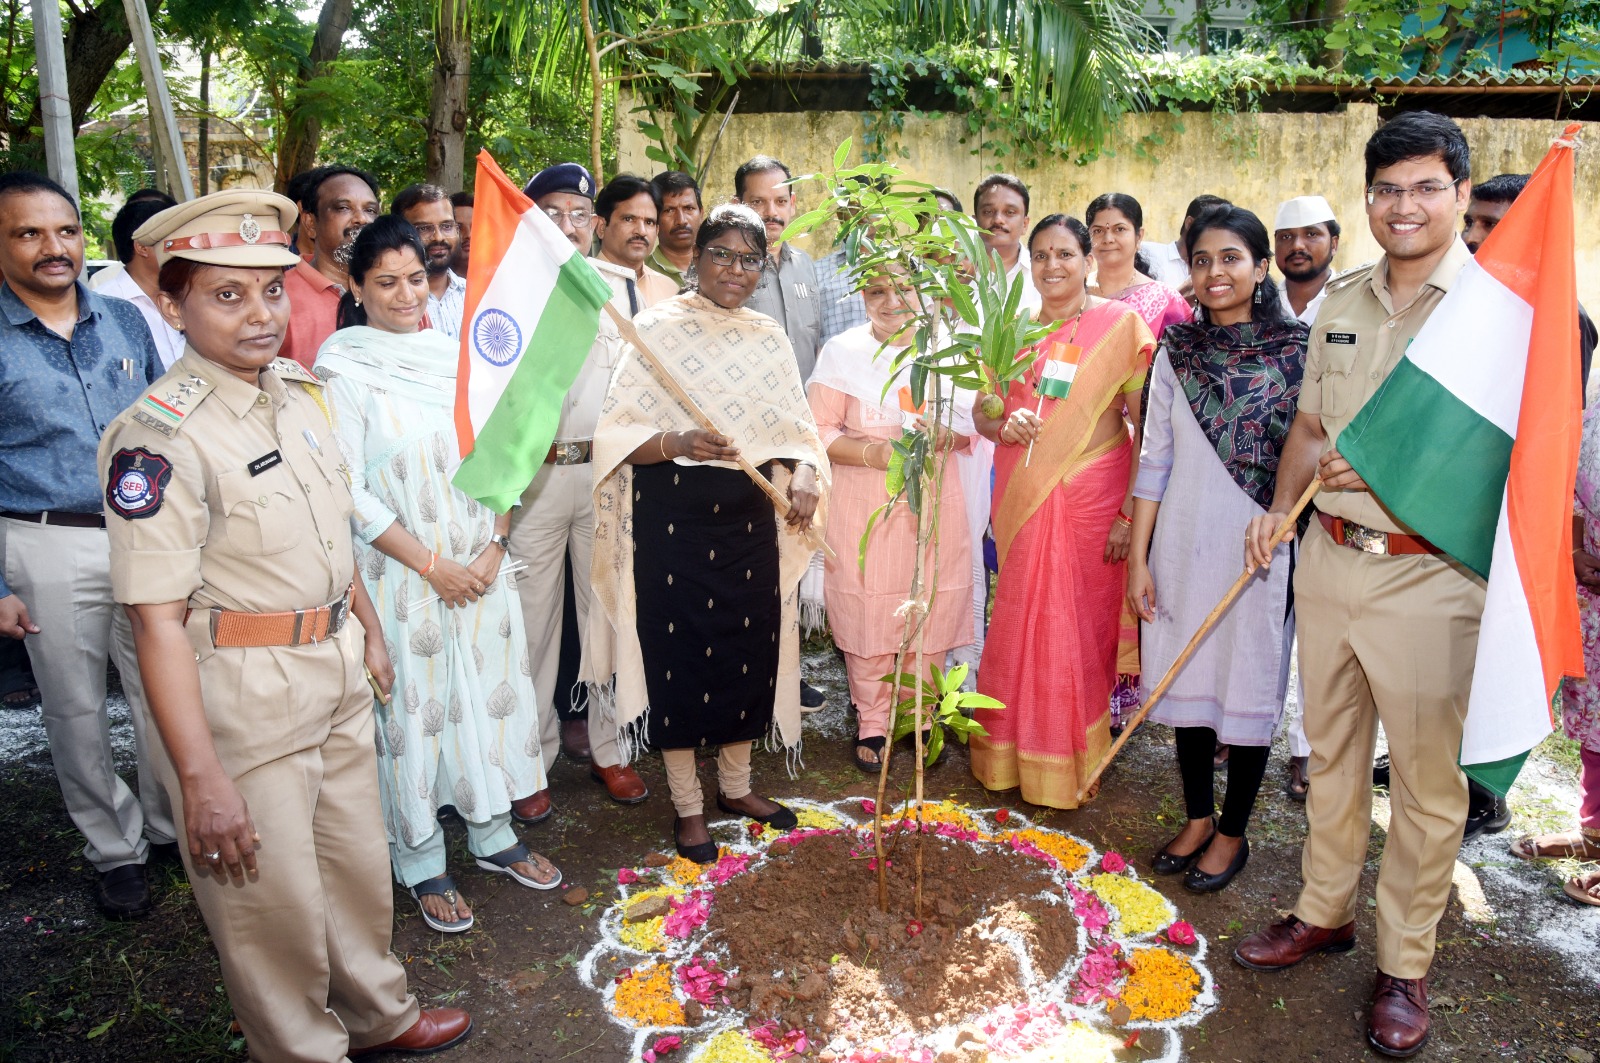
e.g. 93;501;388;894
105;447;174;520
271;358;323;386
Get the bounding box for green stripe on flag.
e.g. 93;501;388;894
453;254;611;512
1462;751;1528;798
1038;378;1071;400
1338;357;1511;578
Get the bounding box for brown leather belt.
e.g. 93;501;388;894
544;439;592;465
0;510;106;529
1318;512;1441;556
192;585;354;648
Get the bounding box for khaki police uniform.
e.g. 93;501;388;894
105;192;418;1062
1292;237;1483;980
507;256;664;775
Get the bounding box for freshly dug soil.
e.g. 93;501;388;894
705;831;1075;1043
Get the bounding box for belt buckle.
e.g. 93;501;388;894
561;441;581;465
1346;522;1388;555
326;594;350;635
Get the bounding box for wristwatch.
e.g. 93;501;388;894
489;534;512;551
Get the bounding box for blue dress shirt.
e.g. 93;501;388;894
0;280;159;595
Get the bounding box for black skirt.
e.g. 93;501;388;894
632;461;781;750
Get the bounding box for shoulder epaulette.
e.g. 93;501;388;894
130;370;216;438
1326;262;1377;294
270;358;323;386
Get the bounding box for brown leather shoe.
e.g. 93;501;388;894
560;718;592;762
591;763;650;804
350;1008;472;1057
1367;973;1429;1057
510;789;552;824
1233;914;1356;972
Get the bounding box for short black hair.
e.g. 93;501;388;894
0;171;79;217
390;183;451;218
696;203;767;257
450;191;473;208
111;193;177;262
1365;111;1470;188
1085;192;1144;231
127;187;174;206
1472;173;1529;205
1028;214;1092;257
1183;194;1231;224
733;156;791;200
291;165;381;216
973;173;1029;216
651;170;701;208
932;188;963;215
595;174;661;221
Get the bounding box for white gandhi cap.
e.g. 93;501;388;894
1274;195;1336;231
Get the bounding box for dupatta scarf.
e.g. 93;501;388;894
1161;319;1308;510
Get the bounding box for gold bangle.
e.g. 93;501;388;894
658;432;672;461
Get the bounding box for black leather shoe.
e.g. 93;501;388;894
1462;788;1511;840
800;680;826;709
1152;818;1216;875
94;863;153;919
1373;754;1391;789
716;793;797;830
1184;836;1249;893
673;816;718;864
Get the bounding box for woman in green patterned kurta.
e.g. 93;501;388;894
317;217;558;934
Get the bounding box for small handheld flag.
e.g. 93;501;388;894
1036;339;1082;400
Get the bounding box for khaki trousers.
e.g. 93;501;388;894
1293;519;1482;979
0;518;174;869
158;623;417;1063
662;744;753;819
508;462;620;770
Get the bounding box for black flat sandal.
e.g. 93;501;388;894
853;735;887;774
673;815;718;864
1152;817;1216;875
715;793;798;830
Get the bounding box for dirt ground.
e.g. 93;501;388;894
1;647;1597;1063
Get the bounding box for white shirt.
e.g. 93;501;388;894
94;267;186;369
1004;254;1041;312
426;270;467;340
1146;240;1189;288
1280;278;1330;326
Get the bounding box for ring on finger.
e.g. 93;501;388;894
204;850;221;861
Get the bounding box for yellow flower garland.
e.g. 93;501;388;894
692;1028;773;1062
1120;947;1201;1022
619;915;666;952
1004;828;1091;872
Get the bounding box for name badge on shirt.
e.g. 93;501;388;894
1325;331;1357;345
247;450;283;476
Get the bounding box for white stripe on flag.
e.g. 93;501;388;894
463;212;575;435
1463;488;1553;765
1404;259;1533;438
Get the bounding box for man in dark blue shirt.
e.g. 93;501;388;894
0;171;175;917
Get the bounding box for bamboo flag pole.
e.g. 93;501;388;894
604;303;835;559
1076;477;1323;803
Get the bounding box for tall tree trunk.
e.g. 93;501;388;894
1417;4;1462;76
1193;0;1210;55
1317;0;1347;70
274;0;355;192
581;0;603;183
198;43;209;194
425;0;470;189
17;0;159;155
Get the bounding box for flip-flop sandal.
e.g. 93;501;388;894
1;686;38;708
410;874;473;933
1561;875;1600;907
475;843;562;890
1285;756;1310;803
1509;832;1599;861
854;735;887;774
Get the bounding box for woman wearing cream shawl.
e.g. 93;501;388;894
586;205;829;863
972;215;1155;809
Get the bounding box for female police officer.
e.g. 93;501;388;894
99;189;471;1062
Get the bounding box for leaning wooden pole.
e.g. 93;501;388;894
1076;477;1323;803
604;303;835;559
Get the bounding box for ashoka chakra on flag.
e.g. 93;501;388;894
472;307;523;367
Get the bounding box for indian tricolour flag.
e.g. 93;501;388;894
452;149;613;512
1339;123;1585;796
1036;339;1081;400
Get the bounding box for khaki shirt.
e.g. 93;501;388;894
557;257;674;442
99;350;357;613
1301;238;1471;533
